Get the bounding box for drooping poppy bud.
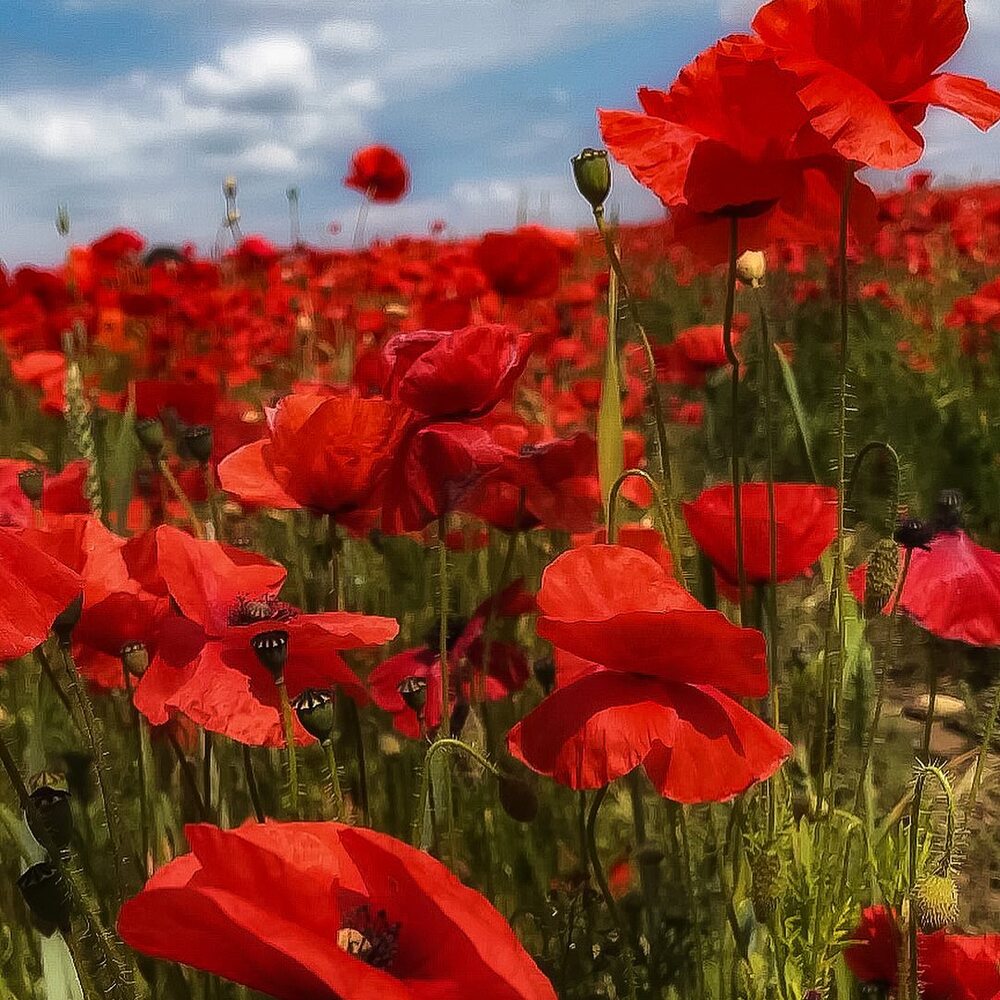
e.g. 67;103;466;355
864;538;900;618
17;862;71;937
571;148;612;211
135;418;165;458
17;467;44;504
27;773;73;851
497;771;539;824
915;872;959;932
292;688;335;742
250;630;289;682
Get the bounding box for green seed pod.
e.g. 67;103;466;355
571;148;612;211
27;773;73;852
121;641;150;678
250;630;289;682
292;688;336;742
181;425;213;465
17;863;71;937
135;418;165;457
17;467;44;503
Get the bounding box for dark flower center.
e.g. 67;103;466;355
227;595;297;627
337;905;401;971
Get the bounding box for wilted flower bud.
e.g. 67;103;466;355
894;517;935;552
120;641;150;678
865;538;900;618
292;688;335;742
497;771;539;823
55;205;70;238
227;208;241;226
915;872;959;932
18;466;44;504
27;773;73;851
135;418;165;458
52;594;83;647
181;425;213;465
223;176;238;199
736;250;767;288
250;630;289;681
397;677;427;714
571;148;612;211
17;862;71;937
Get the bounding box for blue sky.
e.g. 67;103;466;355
1;0;999;264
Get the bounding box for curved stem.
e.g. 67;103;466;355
276;679;300;818
606;467;672;551
720;216;748;623
157;458;203;539
592;206;682;575
846;442;901;536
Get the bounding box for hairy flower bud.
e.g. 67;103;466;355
750;848;782;924
915;873;959;932
571;148;612;211
865;538;900;617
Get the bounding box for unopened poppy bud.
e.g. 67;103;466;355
894;517;935;551
915;872;959;932
120;641;150;678
292;688;335;742
497;771;538;823
571;148;612;211
27;773;73;851
250;630;289;681
17;862;71;937
750;848;782;924
736;250;767;288
17;466;44;503
398;677;427;714
865;538;900;618
135;418;165;457
55;204;70;238
223;176;238;198
52;594;83;647
933;489;964;533
532;656;555;695
227;208;241;226
181;425;213;465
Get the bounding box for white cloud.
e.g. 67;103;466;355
316;19;381;52
187;34;316;104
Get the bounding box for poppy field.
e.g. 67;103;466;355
3;0;1000;998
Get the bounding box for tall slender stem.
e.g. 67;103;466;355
202;729;213;820
322;739;344;819
157;458;203;539
276;679;300;818
720;216;748;623
242;745;265;823
437;514;450;737
123;669;150;878
167;732;208;821
968;680;1000;814
347;699;370;827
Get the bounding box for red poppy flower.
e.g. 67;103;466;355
753;0;1000;171
474;226;574;299
382;325;534;419
599;35;844;218
683;483;837;587
507;545;789;803
218;393;414;516
344;145;410;203
118;820;557;1000
369;580;534;738
654;322;748;387
0;527;82;661
134;526;398;746
851;530;1000;647
845;905;1000;999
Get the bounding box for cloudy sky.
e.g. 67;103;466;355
2;0;999;264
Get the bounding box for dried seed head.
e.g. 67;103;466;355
120;641;150;678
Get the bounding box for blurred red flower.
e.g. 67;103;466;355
507;545;789;802
475;226;574;299
118;821;557;1000
344;145;410;203
683;483;837;586
752;0;1000;170
845;905;1000;999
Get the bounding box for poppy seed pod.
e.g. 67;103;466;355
397;676;427;714
17;862;71;937
571;148;612;211
934;489;964;533
52;594;84;647
736;250;767;287
250;630;289;681
894;517;935;551
181;425;213;465
17;466;44;503
120;641;150;678
292;688;335;742
135;418;165;457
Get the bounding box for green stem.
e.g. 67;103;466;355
720;216;747;623
242;745;265;823
202;729;213;820
606;467;673;551
968;680;1000;814
675;805;707;1000
592;205;682;575
585;786;637;1000
276;679;300;819
64;928;105;1000
157;458;203;539
322;739;344;820
123;670;150;878
167;732;208;821
347;699;370;827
